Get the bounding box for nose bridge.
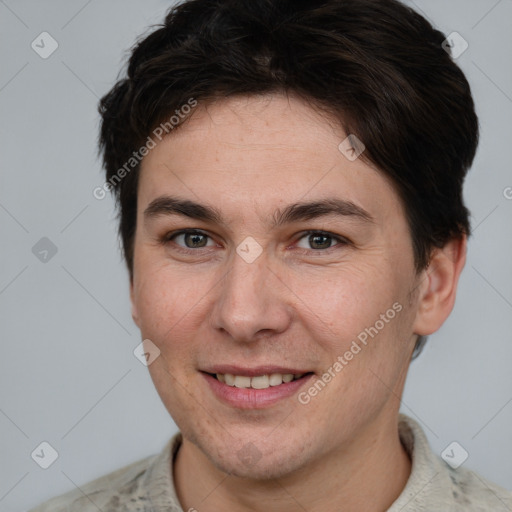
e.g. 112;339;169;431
211;249;291;341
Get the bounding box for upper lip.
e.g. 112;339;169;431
201;365;312;377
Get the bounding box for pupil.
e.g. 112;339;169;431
187;233;206;248
311;234;330;250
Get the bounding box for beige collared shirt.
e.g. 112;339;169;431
29;414;512;511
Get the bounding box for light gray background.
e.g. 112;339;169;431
1;1;511;510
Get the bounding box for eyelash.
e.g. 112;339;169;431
161;229;350;255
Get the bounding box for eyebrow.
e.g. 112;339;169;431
143;195;374;228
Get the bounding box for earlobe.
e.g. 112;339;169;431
412;236;467;336
130;281;140;327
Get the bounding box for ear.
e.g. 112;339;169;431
412;235;467;336
130;279;140;328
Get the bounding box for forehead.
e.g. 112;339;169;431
137;94;404;227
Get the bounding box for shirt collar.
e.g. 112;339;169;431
140;414;457;512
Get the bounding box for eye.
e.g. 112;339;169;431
161;229;350;254
294;230;349;251
164;229;216;250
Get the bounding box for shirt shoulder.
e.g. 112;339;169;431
390;414;512;512
27;435;183;512
27;454;156;512
445;463;512;511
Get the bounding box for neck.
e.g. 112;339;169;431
173;413;411;512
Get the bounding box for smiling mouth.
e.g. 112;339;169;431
205;372;314;389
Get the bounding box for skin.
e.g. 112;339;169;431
130;93;466;512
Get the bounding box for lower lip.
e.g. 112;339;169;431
202;372;314;409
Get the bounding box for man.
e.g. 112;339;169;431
30;0;512;510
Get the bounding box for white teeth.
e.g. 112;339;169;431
269;373;283;386
234;376;251;388
251;375;269;389
216;372;306;389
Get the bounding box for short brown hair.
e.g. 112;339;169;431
98;0;478;285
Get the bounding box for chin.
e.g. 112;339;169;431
198;435;312;481
215;454;303;480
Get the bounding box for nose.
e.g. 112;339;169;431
210;249;293;343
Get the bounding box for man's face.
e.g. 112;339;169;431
130;94;422;479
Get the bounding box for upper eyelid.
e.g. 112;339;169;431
295;230;348;242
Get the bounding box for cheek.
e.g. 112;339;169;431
133;264;208;348
290;263;402;343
